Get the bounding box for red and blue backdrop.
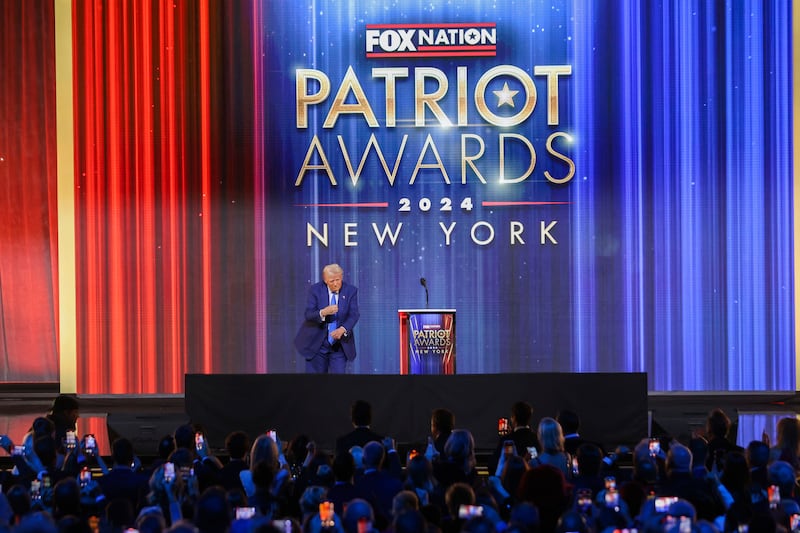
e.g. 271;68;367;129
0;0;794;393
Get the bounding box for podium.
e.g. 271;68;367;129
398;309;456;374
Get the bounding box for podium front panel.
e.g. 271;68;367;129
398;309;456;375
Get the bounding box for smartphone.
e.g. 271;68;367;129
11;445;25;456
84;434;96;455
272;520;293;533
604;476;616;491
503;440;515;455
357;517;372;533
527;446;538;459
235;507;256;520
195;432;204;451
790;514;799;532
80;467;92;485
498;418;509;435
655;496;678;513
571;456;579;476
769;485;781;507
680;516;692;533
65;430;77;449
164;462;175;482
319;501;335;527
649;438;660;456
30;479;41;497
408;449;419;460
458;504;483;519
267;430;277;442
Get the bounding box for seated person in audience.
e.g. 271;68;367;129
571;443;606;498
217;431;250;492
430;408;455;456
335;400;384;456
506;502;539;533
353;441;403;530
441;482;476;533
489;402;540;474
404;453;444;511
298;485;328;525
517;465;572;533
240;433;292;517
341;498;376;533
434;430;479;490
51;477;83;521
97;437;149;511
349;445;365;475
327;451;359;516
557;410;591;457
746;440;770;493
717;451;750;505
767;460;797;504
390;490;420;523
703;409;743;471
390;508;436;533
533;417;572;478
656;441;724;522
34;435;74;488
173;424;222;492
148;434;176;475
193;486;231;533
768;417;800;471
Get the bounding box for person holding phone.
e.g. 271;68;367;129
489;401;541;475
294;263;360;374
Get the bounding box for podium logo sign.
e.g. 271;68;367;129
408;313;456;374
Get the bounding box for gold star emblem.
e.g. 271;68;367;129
493;82;519;108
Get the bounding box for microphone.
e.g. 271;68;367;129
420;277;429;308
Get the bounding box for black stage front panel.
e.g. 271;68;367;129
185;373;647;452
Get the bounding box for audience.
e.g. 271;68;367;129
1;398;797;533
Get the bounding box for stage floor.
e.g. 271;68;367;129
1;382;796;462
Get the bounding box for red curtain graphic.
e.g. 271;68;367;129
0;0;59;382
73;0;260;393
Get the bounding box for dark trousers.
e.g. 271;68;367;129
305;341;347;373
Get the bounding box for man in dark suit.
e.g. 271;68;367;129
216;431;250;492
336;400;383;456
97;438;149;510
489;401;540;474
354;441;403;530
294;263;360;374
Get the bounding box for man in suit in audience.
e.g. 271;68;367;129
216;431;250;491
336;400;383;456
558;409;604;456
489;401;540;474
294;263;360;374
354;441;404;530
431;408;455;455
97;437;149;510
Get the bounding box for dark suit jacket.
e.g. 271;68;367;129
335;427;383;456
294;281;360;361
97;467;149;509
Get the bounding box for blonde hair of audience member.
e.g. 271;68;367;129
444;429;477;473
538;417;565;454
536;417;572;477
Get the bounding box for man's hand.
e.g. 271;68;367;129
321;304;338;317
330;326;346;340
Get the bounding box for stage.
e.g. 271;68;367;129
0;375;796;465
